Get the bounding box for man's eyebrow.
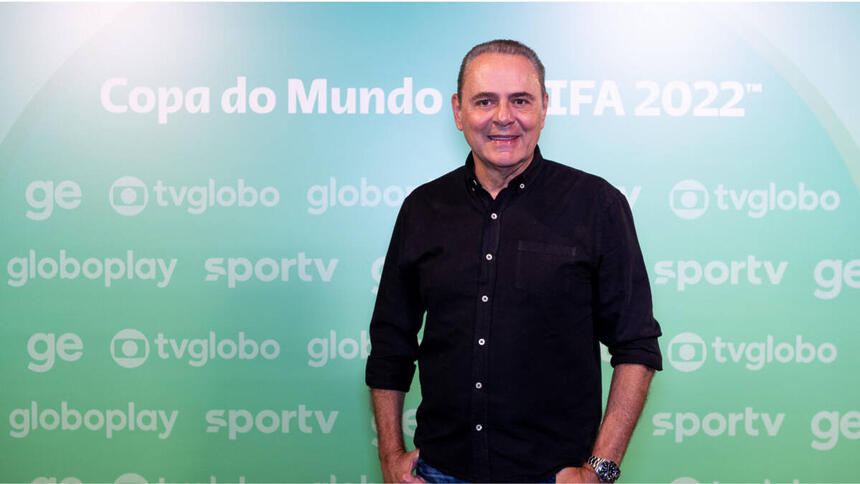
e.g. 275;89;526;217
469;92;536;101
470;92;499;101
509;92;536;100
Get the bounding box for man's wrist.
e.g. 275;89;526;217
379;448;407;460
586;456;621;483
583;463;599;477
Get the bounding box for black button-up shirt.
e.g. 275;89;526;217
366;147;662;482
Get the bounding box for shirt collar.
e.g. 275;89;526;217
464;145;545;193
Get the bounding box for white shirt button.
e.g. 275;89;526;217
485;253;493;261
490;213;498;220
481;295;489;303
476;424;483;431
478;338;485;345
519;183;525;189
475;382;483;389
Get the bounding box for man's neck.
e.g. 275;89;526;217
473;154;534;199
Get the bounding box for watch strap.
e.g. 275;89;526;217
586;455;621;483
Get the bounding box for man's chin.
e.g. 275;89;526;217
472;147;534;170
484;153;530;169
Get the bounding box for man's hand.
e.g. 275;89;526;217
558;363;653;484
380;448;425;483
556;466;600;484
371;389;425;483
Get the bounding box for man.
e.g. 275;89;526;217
366;40;662;483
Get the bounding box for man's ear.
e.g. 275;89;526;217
452;93;464;131
540;91;549;127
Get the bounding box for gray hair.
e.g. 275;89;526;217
457;39;546;100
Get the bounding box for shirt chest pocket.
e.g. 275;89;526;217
514;240;590;297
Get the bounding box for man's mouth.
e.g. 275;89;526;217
488;135;519;141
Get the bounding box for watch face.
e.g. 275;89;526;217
596;461;621;483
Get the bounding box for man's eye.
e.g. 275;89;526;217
513;98;529;105
476;99;491;107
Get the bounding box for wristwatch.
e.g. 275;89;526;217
586;456;621;483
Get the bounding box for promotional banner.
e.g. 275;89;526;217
1;3;858;482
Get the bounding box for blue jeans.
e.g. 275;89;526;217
415;457;468;483
415;457;556;483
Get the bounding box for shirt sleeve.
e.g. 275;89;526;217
365;195;426;391
594;185;663;371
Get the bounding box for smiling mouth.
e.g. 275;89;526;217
488;135;519;141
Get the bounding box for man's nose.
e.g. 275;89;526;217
493;101;513;125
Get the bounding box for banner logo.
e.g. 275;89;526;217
111;330;279;368
109;176;148;216
670;180;709;219
9;401;177;439
654;256;787;291
669;180;839;219
811;410;860;450
652;407;785;443
307;330;371;368
27;332;83;373
205;405;338;440
666;332;836;372
814;259;860;300
25;180;82;221
307;178;415;215
668;332;707;372
111;329;150;368
204;254;338;288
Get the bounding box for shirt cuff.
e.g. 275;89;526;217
608;337;663;371
365;356;417;392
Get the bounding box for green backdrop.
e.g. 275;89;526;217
1;3;858;483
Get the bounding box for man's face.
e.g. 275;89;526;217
452;53;548;173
